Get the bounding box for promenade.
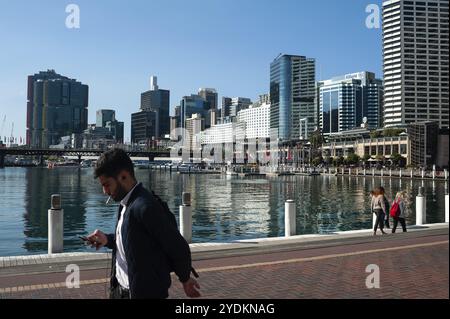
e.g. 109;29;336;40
0;224;448;299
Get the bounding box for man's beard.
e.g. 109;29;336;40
112;181;128;202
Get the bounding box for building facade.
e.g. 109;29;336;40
270;54;316;141
237;103;271;139
382;0;449;128
131;110;157;144
140;76;170;138
27;70;89;148
319;72;384;135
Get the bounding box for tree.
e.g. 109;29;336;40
370;131;383;138
391;153;406;167
312;156;323;166
383;128;405;137
333;156;344;167
345;153;360;165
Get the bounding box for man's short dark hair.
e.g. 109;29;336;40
94;148;135;179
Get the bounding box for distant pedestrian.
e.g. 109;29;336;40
390;191;409;233
379;187;391;229
371;187;387;235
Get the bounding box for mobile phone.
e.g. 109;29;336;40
79;236;90;242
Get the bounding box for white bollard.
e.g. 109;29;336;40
422;169;425;179
389;169;392;177
180;192;192;243
48;194;64;254
285;200;296;237
372;168;375;177
381;169;384;177
399;169;402;178
445;169;448;180
416;187;426;226
363;168;366;176
445;194;449;223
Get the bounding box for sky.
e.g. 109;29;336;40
0;0;383;143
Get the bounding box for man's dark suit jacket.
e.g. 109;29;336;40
105;183;192;298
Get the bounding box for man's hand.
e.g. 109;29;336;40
182;277;201;298
86;229;108;250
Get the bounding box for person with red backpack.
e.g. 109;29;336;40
390;191;408;233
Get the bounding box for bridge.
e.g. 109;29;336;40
0;148;171;168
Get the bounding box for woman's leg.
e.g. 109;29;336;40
392;217;399;233
379;212;386;233
373;212;380;234
400;218;407;232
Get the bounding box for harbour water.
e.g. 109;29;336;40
0;167;447;256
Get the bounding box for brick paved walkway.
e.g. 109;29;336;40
0;232;448;299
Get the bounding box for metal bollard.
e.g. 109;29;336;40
48;194;64;254
422;169;425;179
389;169;392;177
445;169;448;180
180;192;192;243
445;193;449;223
381;169;384;177
399;169;402;178
372;168;375;177
416;187;426;226
285;200;296;237
364;168;366;176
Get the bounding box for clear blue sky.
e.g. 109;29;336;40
0;0;383;143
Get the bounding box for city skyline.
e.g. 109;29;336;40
0;0;383;143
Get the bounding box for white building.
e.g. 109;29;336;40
185;113;204;149
382;0;449;128
201;122;246;145
237;103;271;139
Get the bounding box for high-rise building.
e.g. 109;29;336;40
198;88;218;110
185;113;205;150
131;110;157;144
237;102;271;139
270;54;316;141
26;70;89;148
230;97;252;117
96;109;115;128
140;76;170;138
408;121;440;167
382;0;449;129
319;72;384;135
95;109;124;142
221;97;232;119
180;94;209;129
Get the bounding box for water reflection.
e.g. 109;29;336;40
0;167;447;256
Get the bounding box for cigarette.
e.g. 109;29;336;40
106;196;112;205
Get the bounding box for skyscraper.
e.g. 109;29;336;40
131;110;157;144
383;0;449;128
270;54;316;141
319;72;384;134
221;97;232;119
96;109;115;128
140;76;170;138
229;97;252;117
198;88;218;110
27;70;89;148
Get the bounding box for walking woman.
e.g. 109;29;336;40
371;187;387;235
391;191;409;233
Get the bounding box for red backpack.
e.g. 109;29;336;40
390;200;401;218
